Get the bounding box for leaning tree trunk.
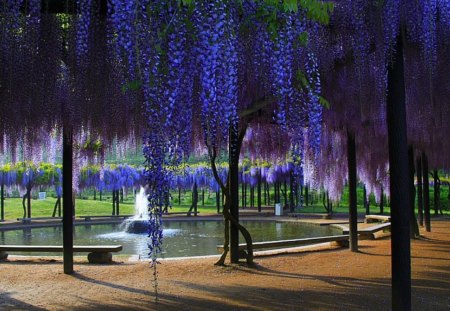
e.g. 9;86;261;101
52;197;62;217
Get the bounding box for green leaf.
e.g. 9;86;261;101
299;0;334;25
297;31;308;47
319;96;330;109
296;70;309;89
121;80;142;94
264;0;279;6
283;0;298;12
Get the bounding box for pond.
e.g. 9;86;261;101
0;220;340;258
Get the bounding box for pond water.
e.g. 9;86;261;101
0;220;340;258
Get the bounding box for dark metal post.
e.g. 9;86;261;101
63;127;74;274
387;35;411;311
347;130;358;252
422;153;431;232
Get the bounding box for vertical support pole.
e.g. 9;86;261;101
416;156;423;226
257;169;262;212
387;34;411;311
347;130;358;252
241;180;245;209
0;183;4;221
63;127;74;275
422;153;431;232
229;123;240;264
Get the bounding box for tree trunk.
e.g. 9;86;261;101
408;147;419;238
363;185;369;215
305;185;309;207
347;130;358;252
52;197;61;217
289;172;295;212
216;190;220;214
187;182;198;216
422;153;431;232
93;190;96;201
178;187;181;205
214;123;253;265
386;35;411;310
229;129;240;263
380;186;384;214
433;170;440;215
202;188;205;206
264;182;268;206
26;184;32;219
416;156;423;226
116;190;120;215
112;190;116;215
22;194;27;218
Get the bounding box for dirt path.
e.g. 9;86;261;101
1;220;449;310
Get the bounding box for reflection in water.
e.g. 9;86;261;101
0;220;339;258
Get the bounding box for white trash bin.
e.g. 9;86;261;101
275;203;282;216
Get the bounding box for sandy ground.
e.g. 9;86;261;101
1;219;449;311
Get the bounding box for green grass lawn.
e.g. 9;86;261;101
1;184;448;221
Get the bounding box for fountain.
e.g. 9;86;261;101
123;187;150;234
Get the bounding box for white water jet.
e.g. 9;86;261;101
123;187;150;233
133;187;149;220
